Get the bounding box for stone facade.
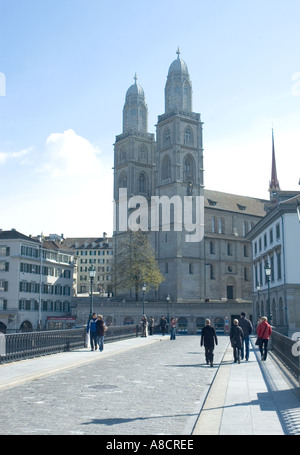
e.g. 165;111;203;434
113;51;267;310
73;295;252;334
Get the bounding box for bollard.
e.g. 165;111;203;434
0;333;6;363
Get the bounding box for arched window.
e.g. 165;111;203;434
162;155;171;180
139;172;147;194
164;128;171;147
183;154;195;183
119;171;127;189
184;126;193;145
139;145;147;162
120;147;126;163
218;217;225;234
211;217;216;233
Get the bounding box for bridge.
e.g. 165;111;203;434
0;332;300;436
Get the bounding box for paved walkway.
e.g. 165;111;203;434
193;338;300;435
0;334;300;435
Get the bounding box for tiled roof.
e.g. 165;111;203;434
63;237;113;249
0;230;40;243
204;189;267;217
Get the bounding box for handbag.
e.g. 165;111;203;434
255;325;267;346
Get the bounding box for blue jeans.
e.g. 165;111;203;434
90;332;97;350
241;336;250;360
170;327;176;340
97;335;104;351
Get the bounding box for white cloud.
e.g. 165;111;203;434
39;129;102;177
0;148;30;165
0;152;6;164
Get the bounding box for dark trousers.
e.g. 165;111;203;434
259;339;269;360
90;332;97;350
205;347;214;363
233;346;241;362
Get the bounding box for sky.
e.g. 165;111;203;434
0;0;300;237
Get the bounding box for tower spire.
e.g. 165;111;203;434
269;128;280;203
269;129;280;200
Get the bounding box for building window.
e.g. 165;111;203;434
210;241;215;254
211;217;216;233
277;252;282;280
184;126;193;145
189;263;193;274
139;173;147;194
164;128;171;147
276;223;280;240
218;218;224;234
227;243;232;256
162;155;171;180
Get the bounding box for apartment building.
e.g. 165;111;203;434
247;194;300;335
0;229;75;333
62;234;113;296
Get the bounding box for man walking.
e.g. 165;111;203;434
239;312;253;361
200;319;218;367
86;313;98;351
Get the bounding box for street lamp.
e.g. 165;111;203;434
264;261;272;324
166;294;170;323
88;265;96;319
256;283;261;325
142;283;146;315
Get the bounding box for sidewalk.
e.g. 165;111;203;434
193;337;300;435
0;335;166;391
1;335;300;435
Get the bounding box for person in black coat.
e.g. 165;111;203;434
230;319;244;363
96;314;106;352
200;319;218;367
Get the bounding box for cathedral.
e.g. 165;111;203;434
113;50;267;308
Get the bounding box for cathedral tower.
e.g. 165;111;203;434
154;50;204;302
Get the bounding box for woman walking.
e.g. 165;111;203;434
96;314;106;352
170;318;177;340
230;319;244;363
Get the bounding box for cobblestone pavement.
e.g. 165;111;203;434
0;335;229;435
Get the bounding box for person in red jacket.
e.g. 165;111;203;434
256;316;272;361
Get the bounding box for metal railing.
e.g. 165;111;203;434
271;330;300;382
0;324;142;364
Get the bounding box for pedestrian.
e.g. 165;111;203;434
160;316;167;336
149;317;154;336
96;314;106;352
239;312;253;361
230;319;244;363
200;319;218;367
141;315;148;337
256;316;272;361
170;317;177;340
86;313;98;351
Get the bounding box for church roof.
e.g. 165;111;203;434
168;48;189;75
204;189;267;217
125;74;145;100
